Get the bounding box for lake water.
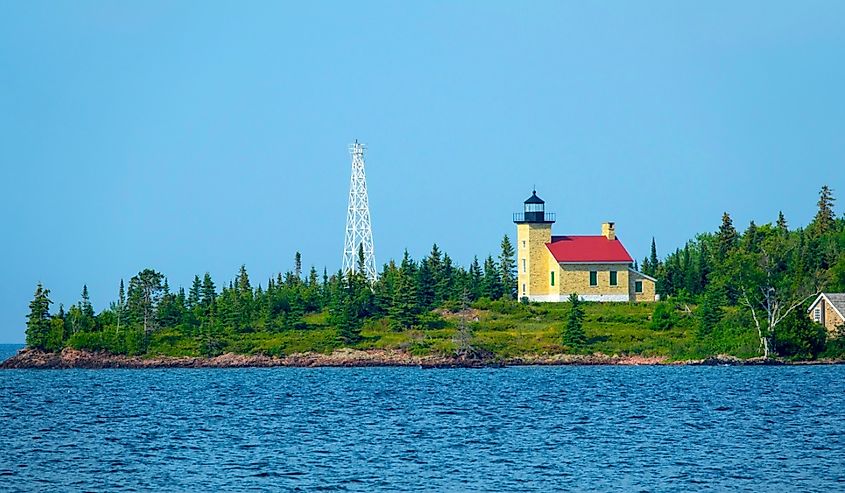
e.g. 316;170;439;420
1;343;844;492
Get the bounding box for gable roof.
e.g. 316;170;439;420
809;293;845;321
546;235;634;264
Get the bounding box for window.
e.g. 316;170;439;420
814;308;822;322
635;281;643;293
522;258;526;273
522;283;526;295
522;241;526;248
589;271;597;286
610;271;618;286
550;271;555;286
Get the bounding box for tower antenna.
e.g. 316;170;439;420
342;141;378;282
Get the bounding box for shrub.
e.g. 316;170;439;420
774;311;826;360
649;302;677;331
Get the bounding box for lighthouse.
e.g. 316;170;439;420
512;190;658;302
513;190;556;300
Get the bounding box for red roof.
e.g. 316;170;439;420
546;235;633;263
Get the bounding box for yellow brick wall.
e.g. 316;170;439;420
556;263;630;298
628;270;657;302
516;223;552;298
813;298;845;334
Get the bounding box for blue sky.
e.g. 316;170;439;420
1;1;844;343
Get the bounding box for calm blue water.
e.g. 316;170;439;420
1;344;844;492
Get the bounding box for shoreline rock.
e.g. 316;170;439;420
0;347;842;370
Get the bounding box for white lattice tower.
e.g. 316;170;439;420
342;141;378;282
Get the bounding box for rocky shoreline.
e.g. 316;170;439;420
2;347;842;369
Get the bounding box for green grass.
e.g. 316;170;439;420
68;301;766;360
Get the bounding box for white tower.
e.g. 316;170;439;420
342;141;378;282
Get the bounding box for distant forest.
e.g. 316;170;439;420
24;186;845;359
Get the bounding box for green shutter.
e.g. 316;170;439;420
610;271;617;286
589;271;597;286
635;281;643;293
550;271;555;286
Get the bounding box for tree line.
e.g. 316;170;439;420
644;185;845;357
25;237;519;355
25;185;845;359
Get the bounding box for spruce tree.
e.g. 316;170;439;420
499;234;516;300
717;212;738;257
641;257;651;276
697;287;724;339
25;283;53;350
294;251;303;279
201;273;216;309
389;251;419;330
188;275;201;309
469;256;483;300
77;284;95;332
649;238;659;276
562;293;586;348
776;211;788;233
482;256;502;300
811;185;835;235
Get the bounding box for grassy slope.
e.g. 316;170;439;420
142;301;762;361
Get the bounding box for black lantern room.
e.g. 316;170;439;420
513;190;556;224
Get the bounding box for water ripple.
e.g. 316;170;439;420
1;345;845;491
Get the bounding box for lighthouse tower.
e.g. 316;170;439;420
513;190;555;300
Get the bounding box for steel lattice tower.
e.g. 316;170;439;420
342;141;378;282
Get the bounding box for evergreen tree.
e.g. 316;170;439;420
562;293;586;348
776;211;788;233
742;220;761;253
201;273;216;310
294;251;302;279
76;284;96;332
482;256;503;300
641;257;651;276
437;254;455;304
127;269;165;334
499;234;516;300
188;275;201;309
717;212;738;257
696;287;724;339
389;251;419;330
468;256;483;300
811;185;836;235
649;238;659;276
25;283;53;350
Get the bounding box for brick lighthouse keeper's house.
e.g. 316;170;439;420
514;190;657;302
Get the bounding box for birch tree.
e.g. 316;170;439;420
730;238;825;358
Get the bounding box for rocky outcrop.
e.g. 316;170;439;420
1;347;842;369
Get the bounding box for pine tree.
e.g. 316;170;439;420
436;254;454;304
294;251;303;279
482;256;503;300
25;283;53;350
389;251;419;330
696;242;710;293
776;211;788;233
77;284;96;332
188;275;201;309
499;234;516;300
717;212;738;257
562;293;586;348
641;257;651;276
128;269;165;334
697;287;724;339
811;185;836;235
649;238;659;276
742;220;761;253
201;273;216;309
469;256;483;300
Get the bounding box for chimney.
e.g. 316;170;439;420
602;222;616;240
